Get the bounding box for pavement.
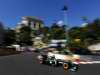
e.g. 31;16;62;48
0;52;100;75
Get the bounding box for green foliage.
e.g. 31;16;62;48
68;18;100;51
39;26;51;43
0;22;5;46
50;23;66;39
3;17;100;52
18;26;32;45
4;28;16;46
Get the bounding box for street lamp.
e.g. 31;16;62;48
62;5;70;48
62;5;68;26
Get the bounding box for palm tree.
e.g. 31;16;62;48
81;16;89;23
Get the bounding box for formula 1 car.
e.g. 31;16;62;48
37;53;79;72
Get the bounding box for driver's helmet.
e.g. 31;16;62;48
50;55;55;59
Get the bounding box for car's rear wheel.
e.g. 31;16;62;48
63;63;69;71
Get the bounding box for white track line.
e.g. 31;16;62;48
92;61;100;63
73;61;100;64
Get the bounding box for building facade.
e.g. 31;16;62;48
15;16;44;33
15;16;44;45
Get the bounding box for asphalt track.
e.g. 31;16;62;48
0;52;100;75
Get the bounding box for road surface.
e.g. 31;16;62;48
0;52;99;75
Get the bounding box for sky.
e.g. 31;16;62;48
0;0;100;28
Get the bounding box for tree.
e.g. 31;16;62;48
87;18;100;43
69;27;82;39
50;23;66;39
4;28;16;46
0;22;5;46
18;26;32;46
39;26;50;43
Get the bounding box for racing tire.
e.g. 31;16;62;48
39;59;44;64
63;63;69;71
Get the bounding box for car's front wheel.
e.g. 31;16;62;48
38;55;47;64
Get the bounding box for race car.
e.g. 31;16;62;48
37;49;80;65
37;53;79;72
